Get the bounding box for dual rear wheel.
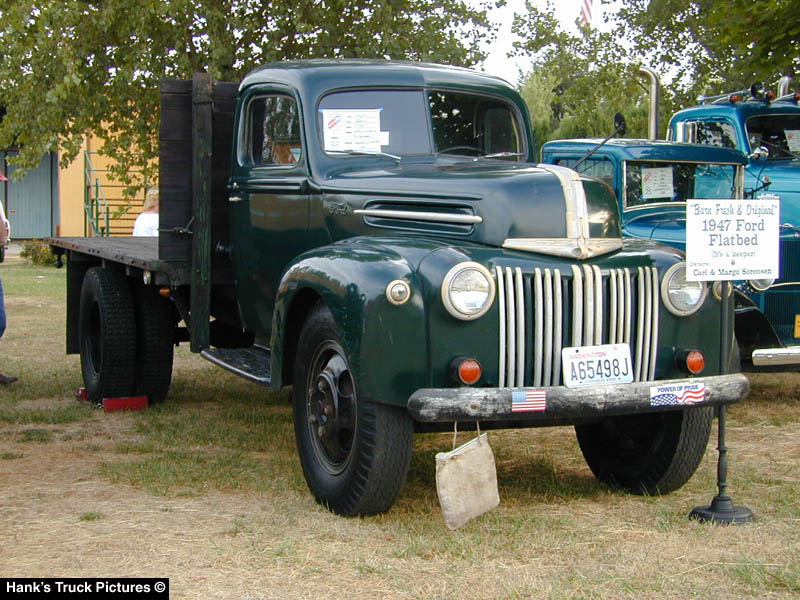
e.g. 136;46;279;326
78;267;175;405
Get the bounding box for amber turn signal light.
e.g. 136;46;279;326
450;357;482;385
676;349;705;375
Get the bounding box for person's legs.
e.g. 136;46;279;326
0;275;16;384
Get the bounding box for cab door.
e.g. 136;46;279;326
229;88;310;337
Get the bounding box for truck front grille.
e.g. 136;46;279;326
495;265;660;387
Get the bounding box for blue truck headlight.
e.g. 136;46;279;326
748;278;774;292
441;262;496;320
660;262;707;316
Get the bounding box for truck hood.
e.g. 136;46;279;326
623;208;687;251
320;159;622;259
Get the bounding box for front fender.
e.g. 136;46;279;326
270;238;434;407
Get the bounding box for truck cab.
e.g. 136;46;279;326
668;88;800;367
50;61;748;516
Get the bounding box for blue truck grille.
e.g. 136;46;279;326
495;265;660;388
779;238;800;282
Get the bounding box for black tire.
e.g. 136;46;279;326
292;303;413;516
575;406;713;495
79;267;137;404
133;284;175;404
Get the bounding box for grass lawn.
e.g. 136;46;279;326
0;256;798;599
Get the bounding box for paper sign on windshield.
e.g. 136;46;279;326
786;130;800;153
685;197;780;282
321;109;382;153
641;167;674;199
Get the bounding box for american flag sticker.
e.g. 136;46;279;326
649;383;706;407
511;389;546;412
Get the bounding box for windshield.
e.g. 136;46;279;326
624;161;739;208
318;89;524;160
745;114;800;159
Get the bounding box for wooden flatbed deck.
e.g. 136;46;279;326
47;237;189;285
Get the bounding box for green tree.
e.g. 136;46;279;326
0;0;494;185
613;0;800;98
513;2;658;153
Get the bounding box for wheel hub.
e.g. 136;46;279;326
307;348;356;473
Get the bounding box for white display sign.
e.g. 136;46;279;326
786;130;800;153
641;167;674;199
685;197;780;282
321;109;382;153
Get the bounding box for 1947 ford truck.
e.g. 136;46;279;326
49;60;748;516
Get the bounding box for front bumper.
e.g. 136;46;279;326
407;374;748;423
751;347;800;367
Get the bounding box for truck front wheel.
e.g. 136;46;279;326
78;267;137;404
292;303;413;516
575;407;713;495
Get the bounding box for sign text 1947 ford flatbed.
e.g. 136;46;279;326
49;61;747;516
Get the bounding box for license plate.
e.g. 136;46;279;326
562;343;634;388
794;314;800;338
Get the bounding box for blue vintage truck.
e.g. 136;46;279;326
543;119;800;371
48;61;748;516
666;76;800;369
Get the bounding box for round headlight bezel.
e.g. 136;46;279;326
660;262;708;317
441;262;496;320
748;278;775;292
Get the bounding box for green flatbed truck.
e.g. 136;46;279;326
50;60;748;516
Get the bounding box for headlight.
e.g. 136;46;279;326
748;278;775;292
660;262;707;317
441;262;496;320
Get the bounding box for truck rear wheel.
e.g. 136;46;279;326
575;406;713;495
133;284;175;404
79;267;137;404
292;303;413;516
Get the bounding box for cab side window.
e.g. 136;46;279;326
247;95;302;166
695;120;737;150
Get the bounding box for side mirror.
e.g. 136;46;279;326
613;112;627;136
748;146;769;161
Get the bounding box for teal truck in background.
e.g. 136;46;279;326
666;73;800;369
49;60;747;516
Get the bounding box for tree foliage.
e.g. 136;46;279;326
0;0;494;185
613;0;800;97
513;2;657;152
513;0;800;152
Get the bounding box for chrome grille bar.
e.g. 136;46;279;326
505;267;517;387
514;267;525;388
648;267;659;381
571;265;583;347
497;265;660;387
534;268;544;387
496;266;506;388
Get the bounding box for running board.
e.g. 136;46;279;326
201;345;272;384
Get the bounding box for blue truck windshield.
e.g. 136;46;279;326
745;114;800;159
625;161;738;208
318;89;523;159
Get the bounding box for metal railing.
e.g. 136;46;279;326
84;151;110;236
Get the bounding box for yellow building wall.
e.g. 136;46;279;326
58;135;148;236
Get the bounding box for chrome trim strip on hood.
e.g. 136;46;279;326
502;164;622;259
354;208;482;224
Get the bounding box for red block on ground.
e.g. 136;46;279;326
102;396;149;412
